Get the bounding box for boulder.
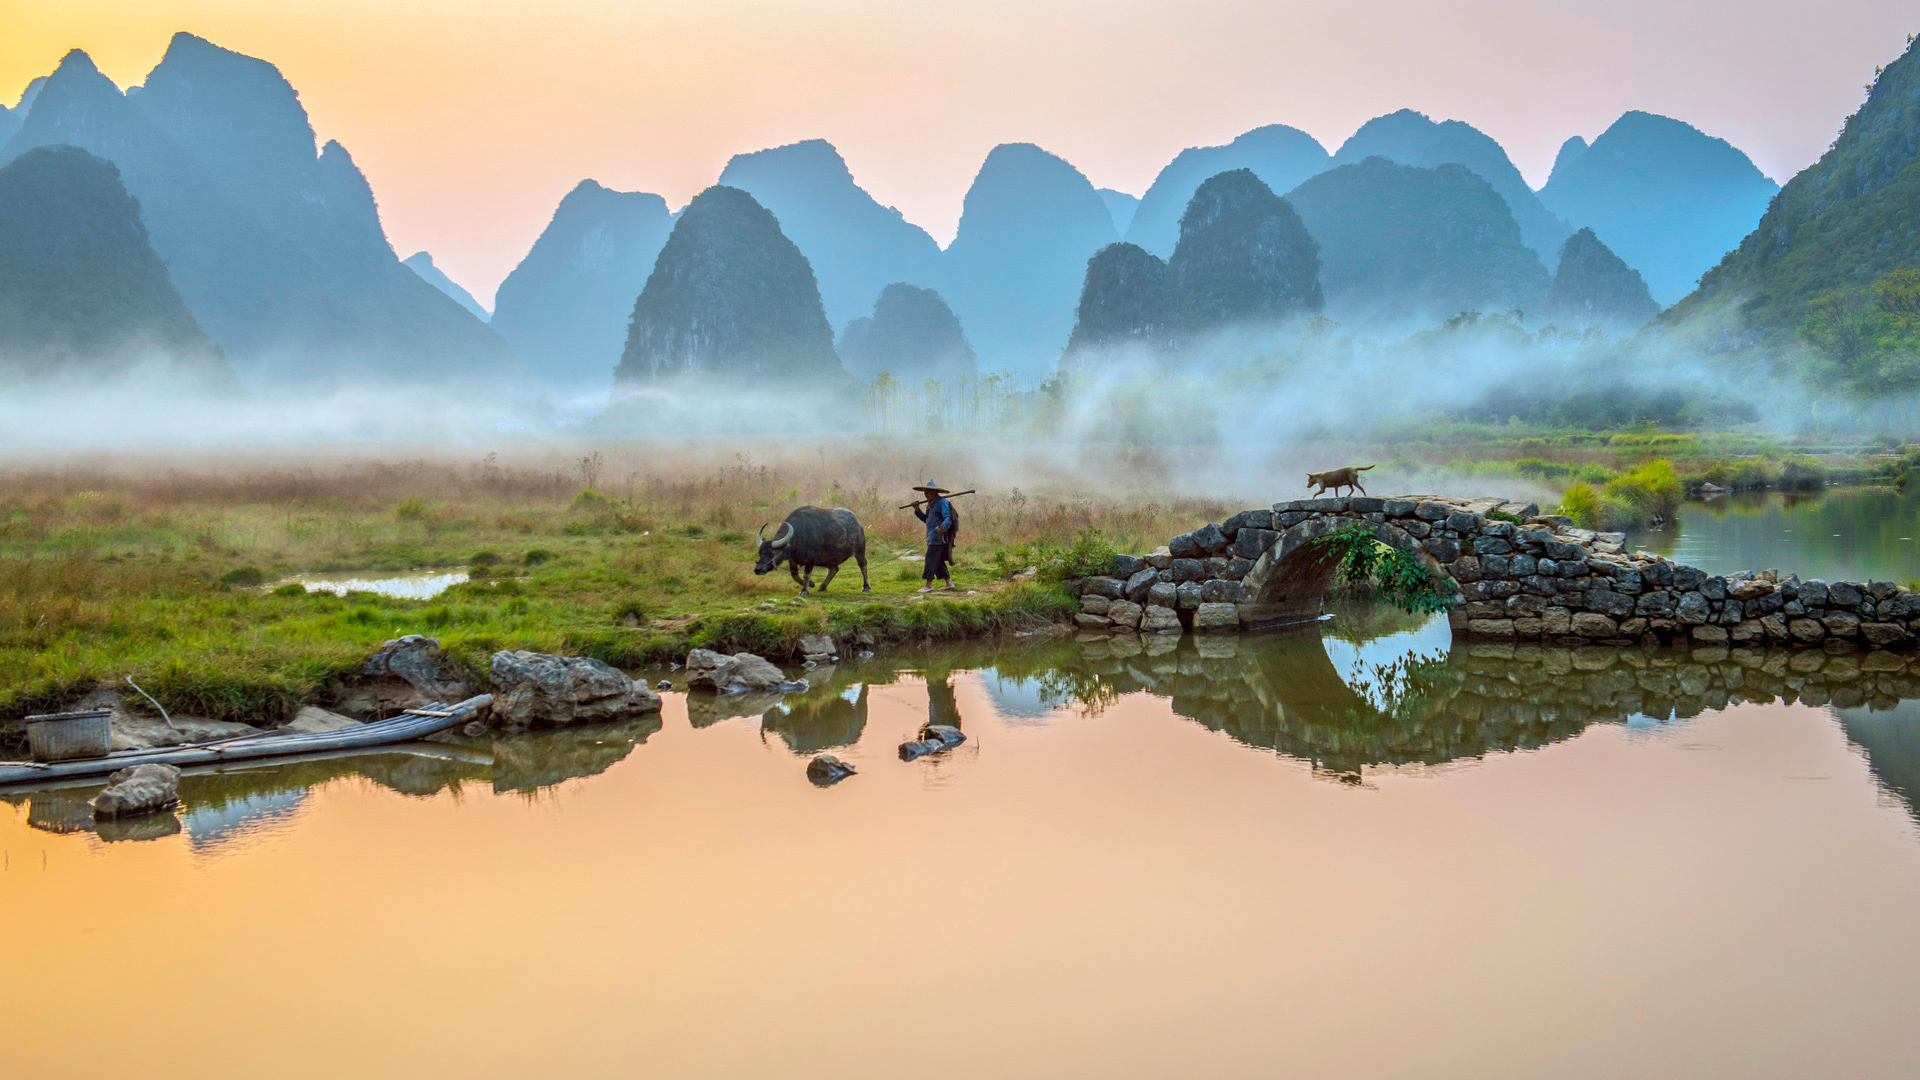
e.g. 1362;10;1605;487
1193;602;1239;631
1233;528;1278;560
1074;613;1112;628
1124;567;1160;602
798;633;837;661
490;650;665;727
1190;523;1230;555
899;724;966;761
1147;582;1178;609
1107;600;1144;629
1079;594;1111;615
1175;581;1204;611
90;764;181;819
806;754;856;785
1083;576;1125;599
281;706;363;734
363;635;472;699
1145;546;1174;571
682;649;807;694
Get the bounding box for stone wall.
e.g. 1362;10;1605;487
1068;494;1920;651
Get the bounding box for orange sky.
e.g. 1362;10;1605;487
4;0;1914;303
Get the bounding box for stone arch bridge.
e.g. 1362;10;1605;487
1070;495;1920;651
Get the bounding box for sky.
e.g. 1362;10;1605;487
4;0;1915;305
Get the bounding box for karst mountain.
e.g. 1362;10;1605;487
491;180;674;391
614;185;843;385
0;36;517;387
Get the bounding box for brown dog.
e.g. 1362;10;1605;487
1307;464;1374;497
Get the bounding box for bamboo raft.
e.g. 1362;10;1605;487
0;695;492;789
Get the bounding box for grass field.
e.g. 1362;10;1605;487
0;442;1234;724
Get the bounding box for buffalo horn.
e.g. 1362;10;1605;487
757;523;769;542
772;521;794;548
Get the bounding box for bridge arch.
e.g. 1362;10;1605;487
1236;515;1449;627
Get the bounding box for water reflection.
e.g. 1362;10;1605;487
12;614;1920;842
1639;484;1920;582
279;569;469;599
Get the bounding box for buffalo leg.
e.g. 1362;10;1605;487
819;563;840;591
790;563;809;595
856;548;870;592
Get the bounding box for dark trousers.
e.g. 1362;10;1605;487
923;542;952;581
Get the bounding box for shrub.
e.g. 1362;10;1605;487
1309;527;1457;615
470;551;501;566
271;582;306;597
989;526;1119;583
523;548;556;566
395;496;427;521
218;566;266;587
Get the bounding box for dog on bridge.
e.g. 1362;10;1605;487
1306;464;1374;497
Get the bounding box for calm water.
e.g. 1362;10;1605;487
280;568;469;599
4;620;1920;1078
1639;484;1920;582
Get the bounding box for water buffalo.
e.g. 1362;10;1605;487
755;506;870;595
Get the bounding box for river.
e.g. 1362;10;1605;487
4;489;1920;1077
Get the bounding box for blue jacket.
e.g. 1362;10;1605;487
915;497;955;546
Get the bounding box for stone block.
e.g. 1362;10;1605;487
1446;511;1484;533
1233;528;1278;560
1829;581;1864;607
1676;592;1711;625
1701;576;1728;601
1788;618;1826;643
1799;580;1829;607
1382;499;1417;517
1543;608;1573;635
1144;546;1173;570
1821;611;1862;637
1862;622;1910;648
1148;582;1178;609
1193;602;1240;631
1468;618;1517;639
1449;555;1482;583
1141;605;1182;634
1475;537;1514;556
1084;576;1124;599
1587;589;1636;618
1426;537;1461;563
1401;520;1432;539
1514;618;1545;638
1304;498;1350;513
1204;556;1232;578
1172;559;1206;584
1107;600;1143;629
1175;581;1203;611
1413;501;1451;521
1125;568;1160;602
1221;509;1274;535
1191;523;1230;555
1570;613;1619;638
1673;565;1706;591
1349;497;1385;513
1226;556;1254;579
1079;594;1111;615
1691;625;1730;644
1201;579;1244;603
1636;591;1675;617
1277;511;1311;528
1074;613;1111;628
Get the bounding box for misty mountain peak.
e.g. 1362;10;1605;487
1125;123;1330;257
1169;169;1322;329
1546;227;1660;334
615;185;841;384
1334;108;1572;261
941;141;1117;374
716;136;939;329
1539;109;1776;305
1549;136;1588;184
722;138;856;186
492;178;673;389
138;31;320;181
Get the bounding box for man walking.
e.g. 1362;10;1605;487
912;480;957;593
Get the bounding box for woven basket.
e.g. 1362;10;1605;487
25;709;113;762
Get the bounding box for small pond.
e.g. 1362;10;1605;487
278;568;469;599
